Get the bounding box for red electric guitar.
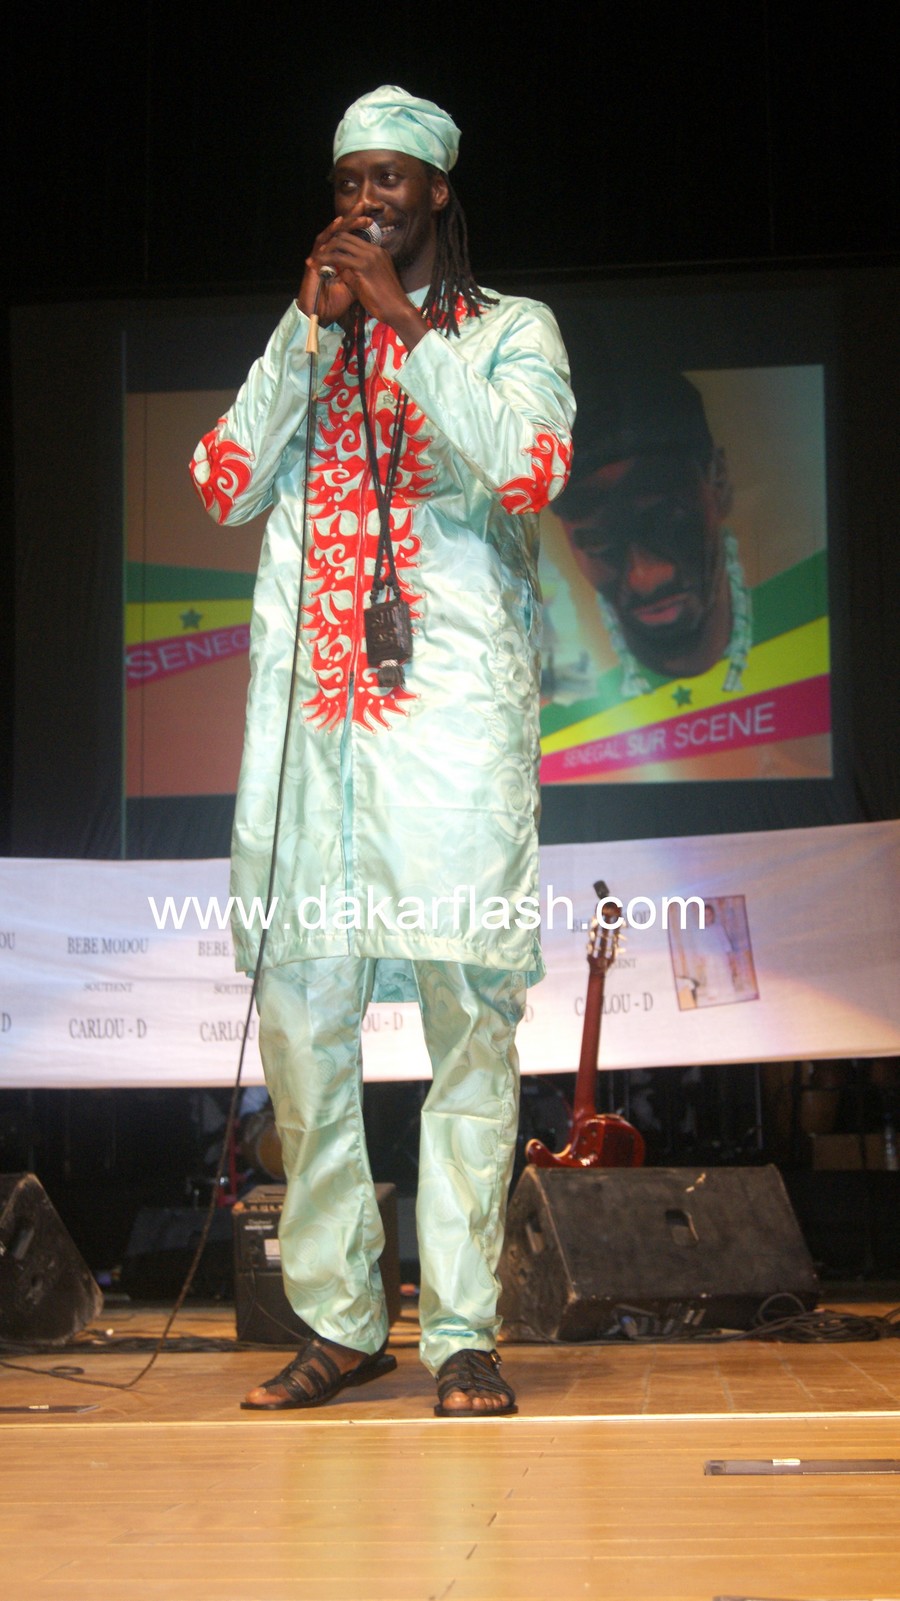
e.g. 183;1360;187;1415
526;880;645;1169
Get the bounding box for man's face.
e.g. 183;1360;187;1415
562;451;727;668
332;149;448;289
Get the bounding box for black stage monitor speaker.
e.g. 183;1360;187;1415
233;1181;402;1344
498;1165;819;1341
0;1173;104;1345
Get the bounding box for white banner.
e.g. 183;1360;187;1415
1;820;898;1087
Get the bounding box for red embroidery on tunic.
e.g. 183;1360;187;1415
498;431;573;514
302;332;431;732
190;420;254;521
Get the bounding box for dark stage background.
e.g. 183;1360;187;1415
3;2;899;1283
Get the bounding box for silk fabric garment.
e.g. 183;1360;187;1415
191;290;574;990
259;955;524;1373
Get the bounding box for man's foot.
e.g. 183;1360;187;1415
241;1335;396;1411
434;1349;517;1416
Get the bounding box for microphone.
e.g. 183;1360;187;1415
320;219;383;280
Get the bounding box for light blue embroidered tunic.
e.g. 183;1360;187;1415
191;291;574;989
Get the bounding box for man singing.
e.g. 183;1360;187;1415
191;86;574;1415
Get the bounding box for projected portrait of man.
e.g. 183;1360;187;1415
537;353;833;782
556;371;750;697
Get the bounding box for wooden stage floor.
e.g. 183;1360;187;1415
2;1300;900;1600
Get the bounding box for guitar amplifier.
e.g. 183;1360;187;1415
233;1181;402;1343
498;1165;819;1341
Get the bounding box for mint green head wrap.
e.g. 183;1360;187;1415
333;85;460;173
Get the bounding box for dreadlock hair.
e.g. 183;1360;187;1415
419;166;496;336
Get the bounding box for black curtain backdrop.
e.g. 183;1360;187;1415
8;4;899;298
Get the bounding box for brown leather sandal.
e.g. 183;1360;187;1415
241;1336;396;1411
434;1348;518;1417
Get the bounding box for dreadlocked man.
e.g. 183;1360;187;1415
191;86;574;1416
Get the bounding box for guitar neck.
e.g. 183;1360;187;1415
572;963;606;1125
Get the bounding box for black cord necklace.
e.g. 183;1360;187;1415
355;315;413;690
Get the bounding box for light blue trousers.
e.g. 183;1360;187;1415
257;957;524;1374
